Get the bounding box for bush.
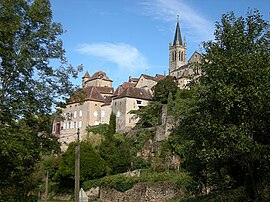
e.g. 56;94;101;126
83;170;194;194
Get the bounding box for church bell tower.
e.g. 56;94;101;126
169;16;186;74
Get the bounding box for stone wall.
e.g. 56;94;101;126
99;182;185;202
155;105;174;142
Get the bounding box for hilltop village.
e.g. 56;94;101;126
53;19;202;150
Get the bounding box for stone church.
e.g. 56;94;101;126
169;17;202;88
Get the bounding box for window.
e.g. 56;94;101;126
63;123;66;130
71;122;74;129
74;111;77;118
79;110;82;117
101;110;105;117
74;121;77;128
136;100;142;104
79;121;82;128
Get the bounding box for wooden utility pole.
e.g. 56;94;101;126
74;128;80;202
45;170;48;202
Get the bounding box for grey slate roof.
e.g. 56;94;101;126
173;19;183;46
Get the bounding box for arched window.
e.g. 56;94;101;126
179;52;181;61
181;52;183;61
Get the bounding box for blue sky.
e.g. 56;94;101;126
50;0;270;88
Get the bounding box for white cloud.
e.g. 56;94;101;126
76;42;148;71
140;0;214;42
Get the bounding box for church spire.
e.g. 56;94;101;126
169;15;187;74
173;15;183;46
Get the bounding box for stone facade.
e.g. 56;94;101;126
112;93;151;133
135;74;165;94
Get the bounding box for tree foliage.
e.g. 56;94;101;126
57;141;107;190
108;112;116;135
130;101;162;128
99;135;131;174
152;76;178;104
171;10;270;200
0;0;81;200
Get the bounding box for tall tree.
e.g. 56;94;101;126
0;0;81;200
172;10;270;200
152;76;178;104
108;112;116;135
57;141;107;191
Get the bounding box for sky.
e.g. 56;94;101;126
50;0;270;88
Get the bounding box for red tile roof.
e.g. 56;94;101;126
68;86;105;104
84;86;105;102
122;82;136;88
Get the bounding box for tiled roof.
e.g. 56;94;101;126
137;74;166;82
113;82;135;97
170;64;189;73
84;86;105;102
122;82;136;88
129;77;139;83
102;96;113;106
114;87;152;100
82;71;91;78
95;86;114;95
141;74;159;82
113;85;124;97
155;74;166;80
68;86;105;104
88;70;112;82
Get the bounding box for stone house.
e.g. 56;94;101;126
112;86;152;133
53;71;114;150
135;74;166;94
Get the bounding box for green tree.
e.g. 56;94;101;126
57;141;107;191
108;112;116;135
0;0;81;200
130;101;162;127
152;76;178;104
99;135;131;174
172;10;270;200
